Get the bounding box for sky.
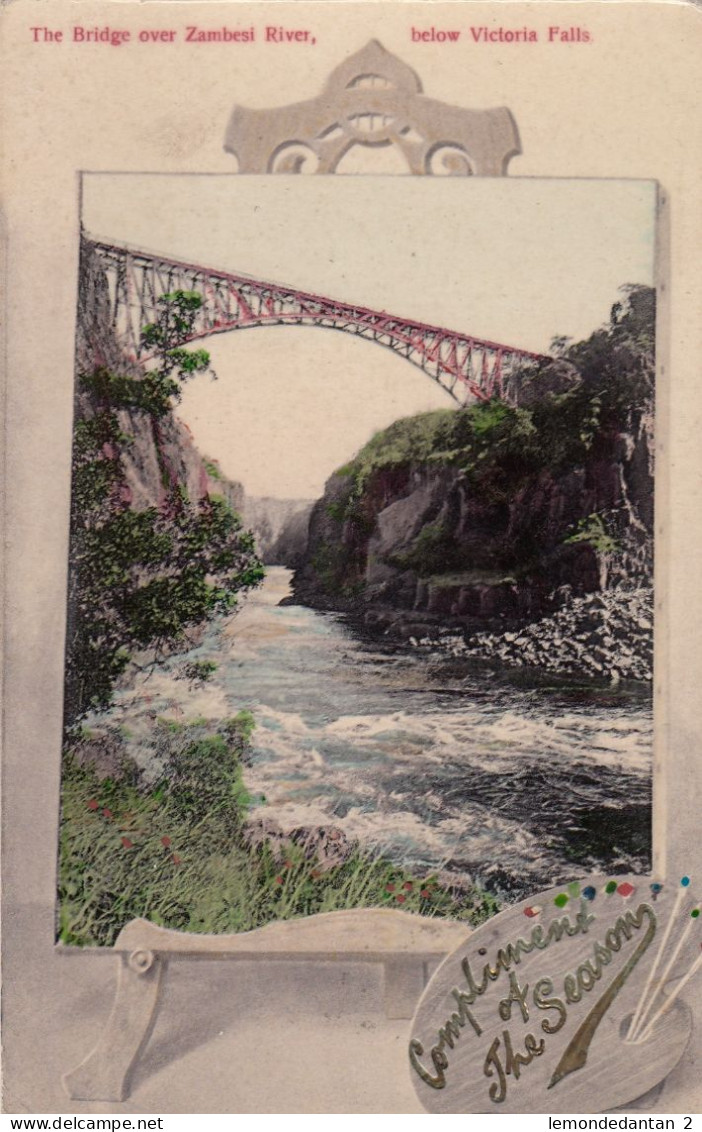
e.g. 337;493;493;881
83;174;656;497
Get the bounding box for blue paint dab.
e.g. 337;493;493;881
582;886;597;901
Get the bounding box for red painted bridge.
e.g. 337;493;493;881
92;239;548;404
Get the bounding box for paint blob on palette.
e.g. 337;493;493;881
410;875;698;1114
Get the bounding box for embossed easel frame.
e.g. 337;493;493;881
59;40;671;1105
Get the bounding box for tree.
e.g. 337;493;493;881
64;292;263;726
141;290;216;392
563;283;655;414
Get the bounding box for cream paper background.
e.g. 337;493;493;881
2;0;701;1113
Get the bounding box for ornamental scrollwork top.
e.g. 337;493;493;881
224;40;521;175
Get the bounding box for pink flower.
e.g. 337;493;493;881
161;836;172;848
87;799;99;811
396;894;407;904
102;808;114;820
121;837;134;849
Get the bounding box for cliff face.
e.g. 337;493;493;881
243;496;314;566
66;239;263;723
202;456;246;517
293;287;655;638
295;437;651;627
75;238;214;513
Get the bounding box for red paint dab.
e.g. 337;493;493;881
87;799;99;811
617;882;635;898
121;837;134;849
161;836;172;848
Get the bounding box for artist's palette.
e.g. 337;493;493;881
409;876;694;1113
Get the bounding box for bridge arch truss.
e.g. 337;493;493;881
91;240;547;405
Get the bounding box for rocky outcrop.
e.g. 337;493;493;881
294;433;652;629
202;456;246;516
411;586;653;683
75;237;213;512
292;287;655;680
242;816;352;871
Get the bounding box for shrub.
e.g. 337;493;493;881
65;365;264;723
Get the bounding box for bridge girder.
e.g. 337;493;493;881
91;240;547;406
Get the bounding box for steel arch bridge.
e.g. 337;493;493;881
91;238;548;405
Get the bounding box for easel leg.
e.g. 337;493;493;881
63;950;164;1102
382;957;427;1019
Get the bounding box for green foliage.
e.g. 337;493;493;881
308;284;655;598
204;459;223;481
59;716;250;945
310;539;365;599
65;283;267;723
67;362;264;721
59;715;499;946
179;659;219;684
528;285;655;470
141;290;216;387
336;399;539;504
325;500;347;522
561;284;655;417
81;367;182;418
565;513;619;556
549;334;574;358
334;284;655;497
393;520;453;577
223;708;256;744
65;463;264;720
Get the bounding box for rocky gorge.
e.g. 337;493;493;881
292;286;656;684
58;251;655;942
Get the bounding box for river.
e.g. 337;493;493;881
86;567;652;900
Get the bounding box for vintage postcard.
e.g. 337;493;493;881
2;0;701;1115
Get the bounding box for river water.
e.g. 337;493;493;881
87;567;652;900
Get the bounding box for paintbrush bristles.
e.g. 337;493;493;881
626;880;686;1042
626;878;698;1044
629;910;697;1041
635;949;702;1044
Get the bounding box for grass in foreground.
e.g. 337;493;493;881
58;715;498;946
